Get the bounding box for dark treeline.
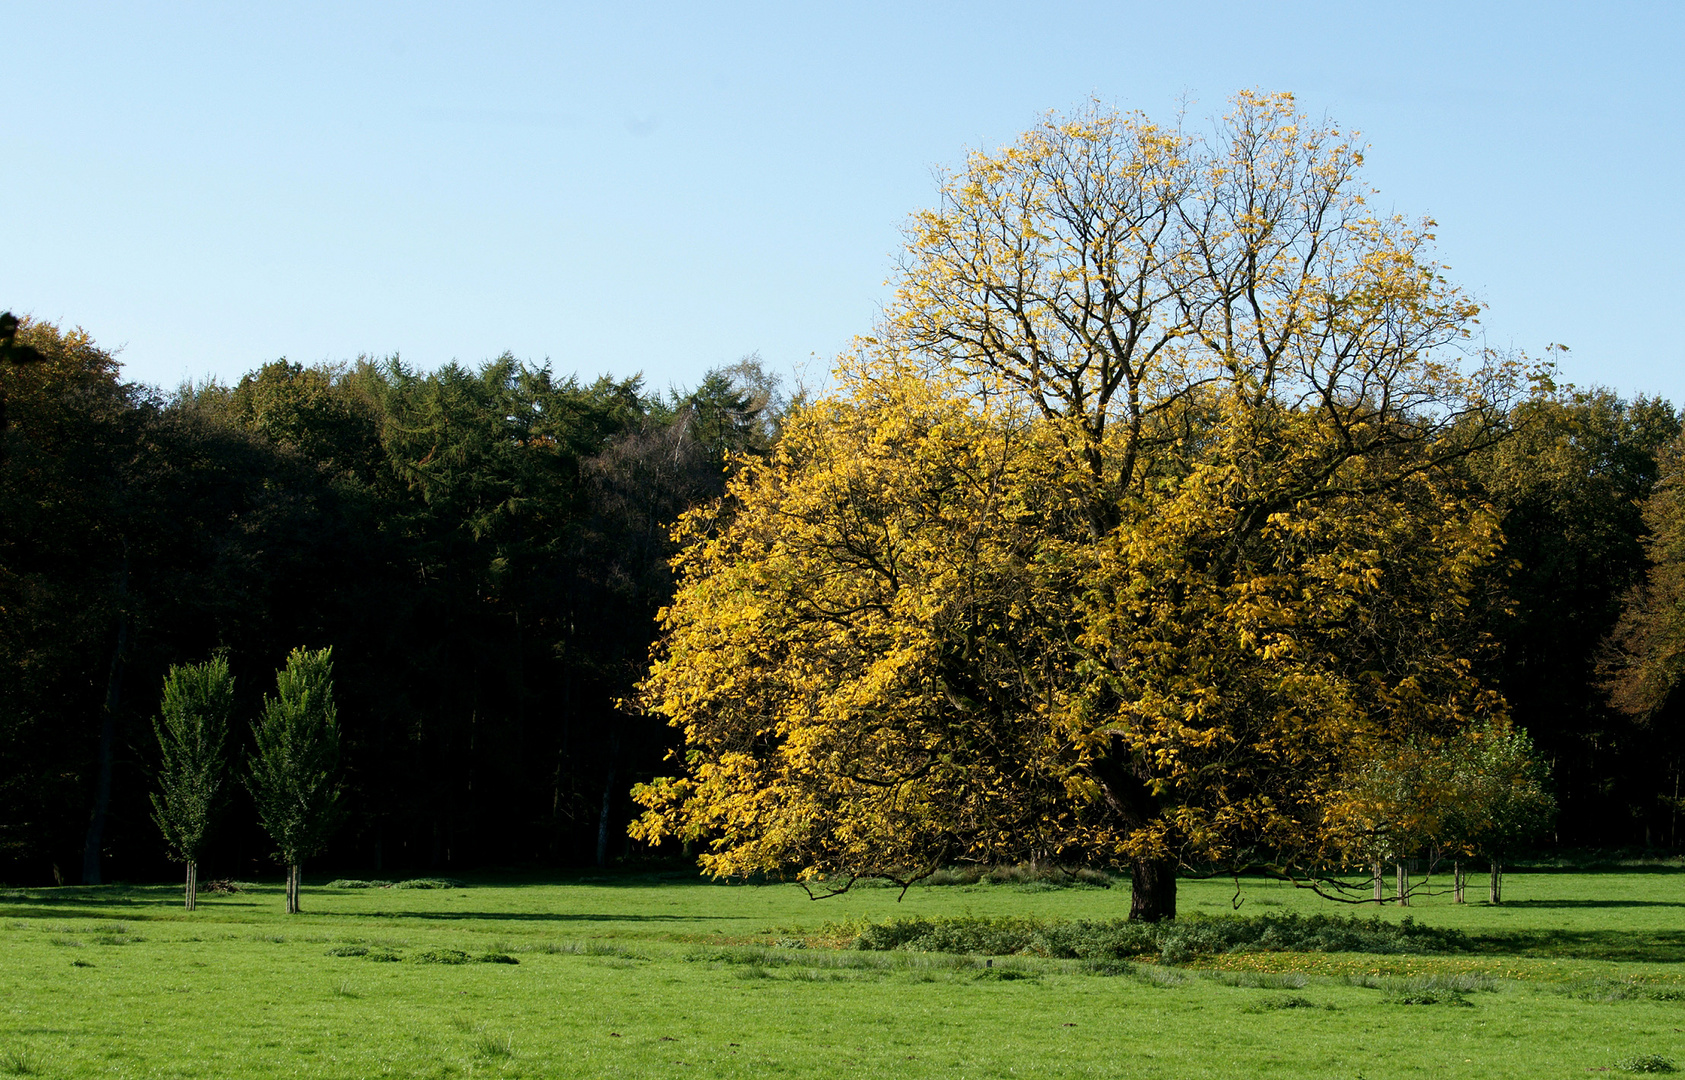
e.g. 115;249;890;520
1;317;1683;886
1;319;784;884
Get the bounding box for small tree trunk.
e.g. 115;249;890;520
596;762;618;869
286;863;301;914
81;549;130;886
1128;857;1176;922
1395;861;1409;905
1372;860;1384;903
1488;857;1502;905
185;861;196;911
1453;860;1465;904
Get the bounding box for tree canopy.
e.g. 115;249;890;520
633;93;1523;918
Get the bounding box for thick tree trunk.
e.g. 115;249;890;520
1128;858;1176;922
81;548;130;886
185;861;196;911
1395;861;1409;906
286;863;301;914
1488;857;1502;905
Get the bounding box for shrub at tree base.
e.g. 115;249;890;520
324;878;461;890
848;912;1469;963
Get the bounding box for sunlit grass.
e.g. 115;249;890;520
0;868;1681;1077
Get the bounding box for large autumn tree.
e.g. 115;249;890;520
633;92;1519;919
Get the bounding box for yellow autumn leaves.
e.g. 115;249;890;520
631;92;1522;902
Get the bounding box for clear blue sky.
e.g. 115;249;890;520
5;2;1682;404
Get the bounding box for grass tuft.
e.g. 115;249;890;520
0;1048;40;1076
475;1032;513;1058
1617;1055;1677;1074
1565;979;1685;1003
533;941;649;959
1243;994;1336;1012
411;948;472;965
974;967;1038;981
1384;989;1474;1006
1340;973;1497;994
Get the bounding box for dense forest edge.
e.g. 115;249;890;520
0;314;791;885
2;311;1683;889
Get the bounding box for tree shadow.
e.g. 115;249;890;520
1469;929;1685;963
1502;899;1685;909
332;910;738;923
1510;865;1685;876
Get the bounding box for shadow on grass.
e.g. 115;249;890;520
332;910;739;924
1500;900;1685;909
1468;930;1685;963
1507;865;1685;876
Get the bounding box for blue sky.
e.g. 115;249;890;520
4;2;1682;404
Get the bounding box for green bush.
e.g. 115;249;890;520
919;864;1116;888
850;912;1468;962
324;878;459;889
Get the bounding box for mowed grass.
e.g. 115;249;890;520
1;867;1682;1078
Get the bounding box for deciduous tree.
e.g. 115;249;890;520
249;647;343;913
634;92;1518;920
149;656;234;909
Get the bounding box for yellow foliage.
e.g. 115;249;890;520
632;92;1519;898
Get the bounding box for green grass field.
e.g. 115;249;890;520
2;867;1682;1078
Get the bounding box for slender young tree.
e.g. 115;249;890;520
248;646;343;914
1442;720;1556;904
149;656;234;910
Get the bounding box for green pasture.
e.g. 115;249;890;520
2;867;1682;1078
